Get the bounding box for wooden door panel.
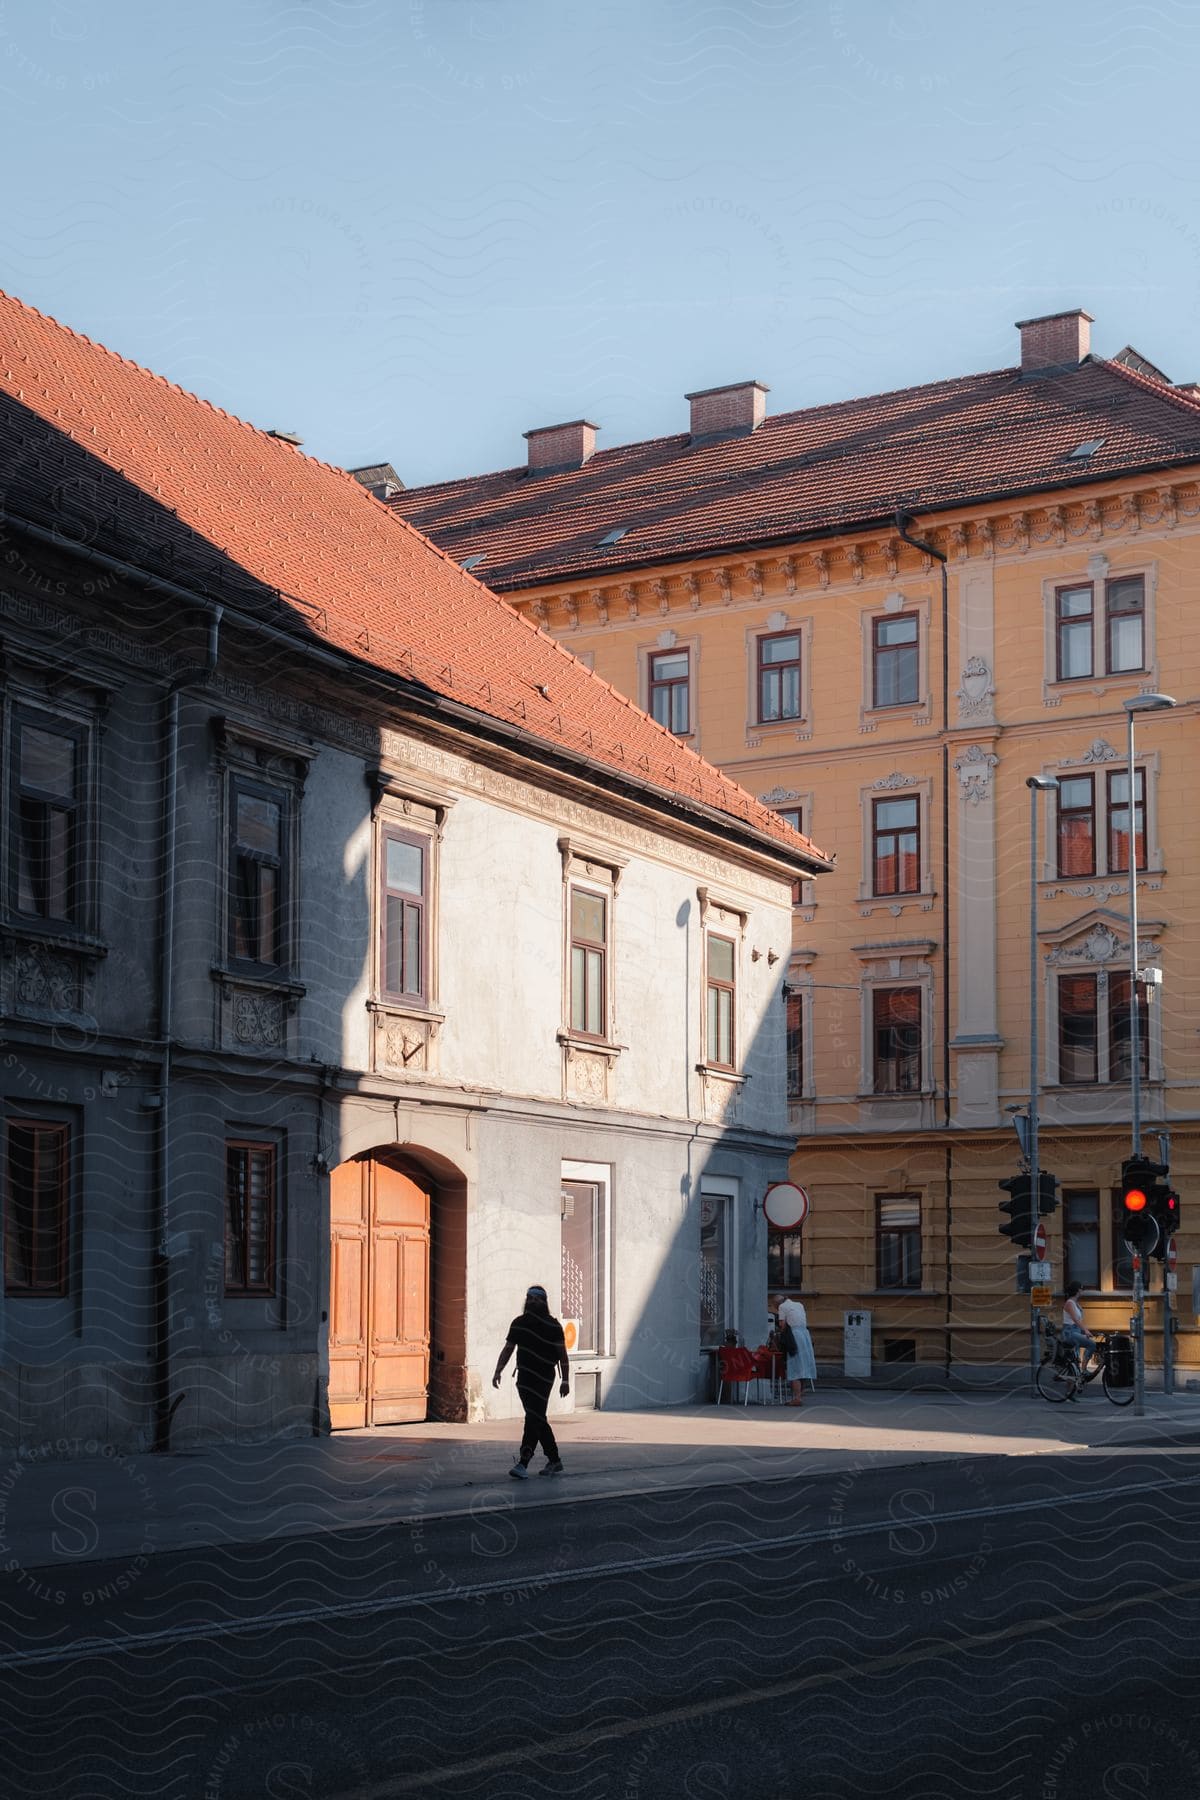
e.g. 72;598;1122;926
330;1159;431;1429
329;1163;368;1429
369;1224;429;1423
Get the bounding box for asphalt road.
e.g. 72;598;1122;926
3;1449;1199;1800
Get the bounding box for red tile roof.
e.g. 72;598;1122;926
0;289;825;873
389;359;1200;591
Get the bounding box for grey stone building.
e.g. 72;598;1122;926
0;291;827;1453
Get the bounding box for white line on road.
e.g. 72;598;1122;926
1;1469;1195;1670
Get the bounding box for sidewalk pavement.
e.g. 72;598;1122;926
3;1387;1198;1574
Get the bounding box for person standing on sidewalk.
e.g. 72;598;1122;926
493;1285;570;1478
772;1293;817;1407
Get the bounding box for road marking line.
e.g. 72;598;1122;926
0;1469;1194;1670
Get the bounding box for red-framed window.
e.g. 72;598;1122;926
1105;576;1145;674
4;1120;70;1297
229;778;286;968
1056;775;1096;878
876;1193;922;1289
872;988;921;1093
706;934;736;1070
13;714;84;924
1055;584;1094;680
569;887;607;1038
786;989;803;1100
872;796;920;896
1058;973;1098;1084
757;632;802;722
872;615;919;708
1106;768;1146;874
224;1141;277;1296
648;650;690;735
381;826;428;1003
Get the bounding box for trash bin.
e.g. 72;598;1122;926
1105;1333;1134;1388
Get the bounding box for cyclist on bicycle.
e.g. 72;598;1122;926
1061;1281;1098;1366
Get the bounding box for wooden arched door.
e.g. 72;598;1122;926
329;1157;431;1428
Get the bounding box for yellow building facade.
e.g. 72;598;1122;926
389;315;1200;1375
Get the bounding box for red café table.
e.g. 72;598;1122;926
751;1346;785;1404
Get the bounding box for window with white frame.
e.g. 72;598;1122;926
1052;573;1147;683
561;1161;611;1357
370;773;450;1012
1055;769;1147;879
559;838;624;1047
699;1179;736;1347
861;601;928;717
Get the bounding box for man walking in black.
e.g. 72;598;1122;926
493;1285;570;1478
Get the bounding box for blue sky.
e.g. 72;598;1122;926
1;0;1197;484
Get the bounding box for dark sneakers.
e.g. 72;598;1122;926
539;1459;565;1476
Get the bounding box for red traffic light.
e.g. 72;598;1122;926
1124;1188;1148;1212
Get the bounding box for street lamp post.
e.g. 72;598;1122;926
1123;693;1176;1415
1027;776;1059;1393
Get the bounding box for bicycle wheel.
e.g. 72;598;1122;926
1037;1358;1075;1403
1103;1369;1135;1406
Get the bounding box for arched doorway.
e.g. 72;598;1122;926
328;1154;431;1428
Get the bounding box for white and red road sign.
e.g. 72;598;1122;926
1033;1221;1047;1259
764;1182;809;1230
1167;1236;1178;1273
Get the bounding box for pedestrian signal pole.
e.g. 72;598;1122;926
1120;1157;1159;1418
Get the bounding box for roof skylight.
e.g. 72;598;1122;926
596;526;629;547
1070;438;1106;459
460;552;488;570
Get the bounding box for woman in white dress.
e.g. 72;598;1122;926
772;1293;817;1406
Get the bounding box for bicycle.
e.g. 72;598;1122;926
1036;1323;1135;1406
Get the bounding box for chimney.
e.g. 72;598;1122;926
1015;310;1093;376
1175;381;1200;401
348;461;405;499
524;420;598;473
686;380;769;439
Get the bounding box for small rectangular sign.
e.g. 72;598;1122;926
1165;1272;1178;1294
843;1310;872;1379
1030;1285;1053;1308
1027;1260;1052;1285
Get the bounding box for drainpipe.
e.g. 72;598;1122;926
153;605;223;1451
896;512;953;1377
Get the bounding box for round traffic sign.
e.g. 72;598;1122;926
1167;1236;1178;1273
764;1182;809;1230
1033;1220;1047;1259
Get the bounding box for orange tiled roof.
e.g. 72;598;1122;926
389;359;1200;590
0;289;825;873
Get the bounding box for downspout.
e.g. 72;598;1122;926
153;604;223;1451
896;512;953;1377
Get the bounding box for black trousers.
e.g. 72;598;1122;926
517;1379;559;1463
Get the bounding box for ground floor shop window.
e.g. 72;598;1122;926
699;1183;735;1346
560;1164;610;1356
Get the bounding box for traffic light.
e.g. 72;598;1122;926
1037;1170;1059;1218
999;1174;1034;1249
1120;1156;1160;1258
1148;1176;1179;1262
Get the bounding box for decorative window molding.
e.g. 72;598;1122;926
368;773;451;1078
1039;909;1165;1090
859;594;932;727
1040;749;1164;893
1041;562;1159;704
559;840;623;1101
745;614;813;741
858;776;935;910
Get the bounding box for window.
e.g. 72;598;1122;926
776;807;805;905
872;796;920;896
224;1141;277;1295
699;1187;733;1347
1063;1189;1100;1291
786;989;804;1100
561;1176;608;1356
1107;971;1149;1083
229;780;286;967
1106;769;1145;874
14;716;83;923
767;1229;803;1293
1054;575;1146;682
4;1120;69;1296
1056;776;1096;877
381;827;428;1003
648;650;690;735
569;888;607;1038
872;615;919;708
1058;973;1098;1084
1106;576;1145;674
706;934;736;1069
872;987;921;1093
876;1194;921;1290
757;632;802;722
1055;584;1094;680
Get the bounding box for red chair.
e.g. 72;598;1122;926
716;1345;756;1405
